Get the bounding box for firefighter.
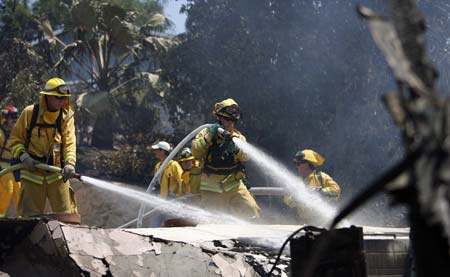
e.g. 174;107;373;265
151;141;184;199
0;105;20;216
177;147;202;194
8;78;78;217
284;149;341;223
192;98;260;219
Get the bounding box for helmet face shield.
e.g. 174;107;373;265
224;106;240;120
57;84;71;95
217;105;241;121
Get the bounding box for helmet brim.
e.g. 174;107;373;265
40;91;71;97
178;156;195;162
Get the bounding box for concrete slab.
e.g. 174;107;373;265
0;218;410;276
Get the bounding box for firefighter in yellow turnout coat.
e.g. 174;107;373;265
0;106;20;216
8;78;78;217
284;149;340;224
192;99;260;219
177;147;202;194
151;141;184;199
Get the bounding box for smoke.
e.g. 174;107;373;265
166;0;450;227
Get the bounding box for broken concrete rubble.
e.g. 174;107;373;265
0;218;409;276
0;219;285;276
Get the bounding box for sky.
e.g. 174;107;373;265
164;0;187;34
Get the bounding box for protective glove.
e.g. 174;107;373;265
208;123;220;134
205;123;221;143
61;164;76;182
225;140;239;154
20;152;39;171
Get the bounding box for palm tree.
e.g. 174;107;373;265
39;0;177;147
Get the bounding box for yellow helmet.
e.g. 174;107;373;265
213;98;241;120
293;149;325;167
40;78;71;97
178;147;195;162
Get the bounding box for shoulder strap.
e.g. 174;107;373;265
56;109;64;167
56;109;63;134
25;104;40;149
315;171;324;189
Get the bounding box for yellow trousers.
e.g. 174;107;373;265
17;178;78;217
200;183;260;219
0;172;20;217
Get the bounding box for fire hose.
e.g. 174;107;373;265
135;124;233;227
0;163;81;179
136;123;212;227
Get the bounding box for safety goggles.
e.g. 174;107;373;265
224;106;241;120
44;84;71;96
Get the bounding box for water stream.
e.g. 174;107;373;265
81;176;248;226
81;176;296;249
234;138;344;227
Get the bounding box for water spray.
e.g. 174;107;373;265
232;138;345;226
82;176;249;226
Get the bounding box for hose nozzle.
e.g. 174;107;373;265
217;127;232;141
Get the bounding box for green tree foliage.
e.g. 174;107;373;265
0;1;47;109
0;39;47;110
0;0;36;41
38;0;176;148
31;0;71;29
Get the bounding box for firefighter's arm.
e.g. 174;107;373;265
192;128;210;159
320;172;341;198
62;111;76;166
8;107;30;159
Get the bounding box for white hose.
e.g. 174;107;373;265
136;123;212;227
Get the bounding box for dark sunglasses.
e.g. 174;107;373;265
55;96;66;100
